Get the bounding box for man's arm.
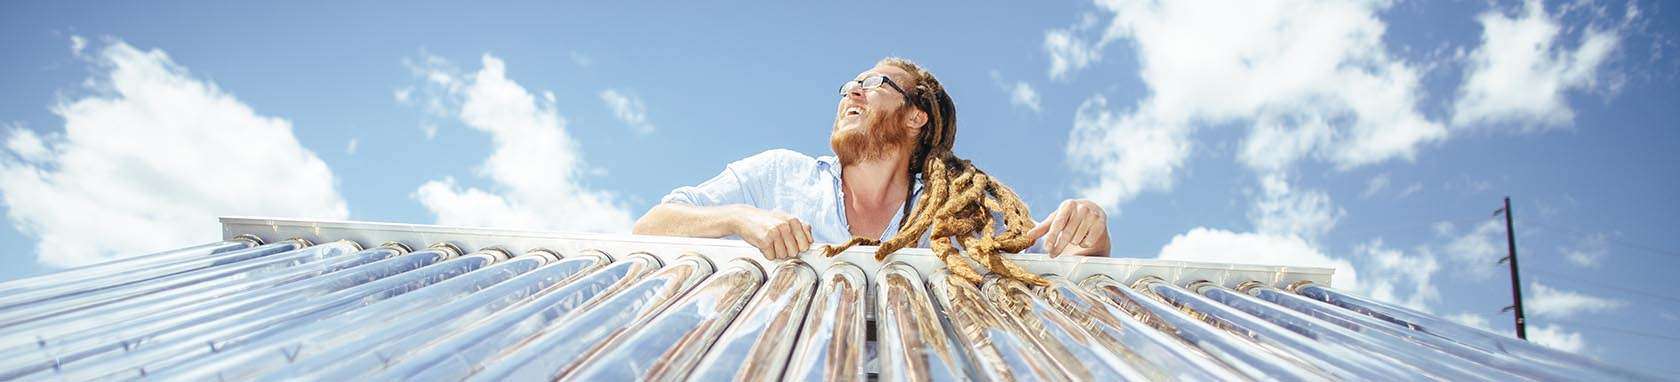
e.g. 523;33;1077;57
634;203;814;260
633;203;741;238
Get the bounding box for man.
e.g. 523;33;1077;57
633;58;1109;280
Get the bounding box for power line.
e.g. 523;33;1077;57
1524;267;1680;305
1330;214;1492;241
1526;221;1680;261
1539;318;1680;344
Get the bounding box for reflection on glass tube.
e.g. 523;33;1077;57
686;261;817;381
1039;275;1242;381
460;254;714;382
0;243;397;352
155;250;609;381
874;262;967;382
1293;283;1656;380
982;275;1146;380
927;269;1066;381
0;241;360;329
1136;276;1411;380
0;239;257;298
50;250;505;380
1078;275;1325;380
780;262;868;382
351;252;661;382
565;258;764;380
0;239;307;312
0;246;456;381
1247;284;1579;381
1192;281;1512;381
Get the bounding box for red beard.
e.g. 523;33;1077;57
831;107;914;165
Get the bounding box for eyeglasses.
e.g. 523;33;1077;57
839;75;908;97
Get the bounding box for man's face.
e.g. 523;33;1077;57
831;64;919;165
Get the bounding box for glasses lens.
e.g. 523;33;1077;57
862;76;884;89
839;76;888;96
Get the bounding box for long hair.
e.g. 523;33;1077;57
822;57;1046;286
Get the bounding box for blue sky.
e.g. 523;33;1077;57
2;0;1677;375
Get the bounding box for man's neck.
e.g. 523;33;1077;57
841;153;911;211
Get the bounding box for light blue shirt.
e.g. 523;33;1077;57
660;149;921;244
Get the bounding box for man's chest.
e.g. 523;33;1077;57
843;203;898;239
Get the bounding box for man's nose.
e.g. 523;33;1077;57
846;84;867;101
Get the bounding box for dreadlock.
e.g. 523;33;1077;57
822;57;1047;286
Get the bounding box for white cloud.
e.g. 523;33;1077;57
1124;0;1443;170
1432;221;1457;237
1443;219;1507;280
0;39;348;268
1445;312;1495;333
569;51;593;68
1361;173;1390;199
1397;182;1423;198
4;127;50;163
1157;227;1358;289
393;87;413;103
1528;324;1586;353
989;70;1042;113
420;122;439;140
1445;175;1495;195
1452;0;1623;129
1058;0;1445;209
1355;239;1440;311
407;54;632;233
1249;174;1343;243
1528;282;1626;318
1009;82;1042;113
599;88;654;135
1561;232;1610;267
345;138;359;155
1447;313;1588;353
1044;12;1104;81
1065;95;1190;212
1444;314;1585;354
69;35;87;57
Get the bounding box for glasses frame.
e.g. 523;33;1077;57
839;75;908;98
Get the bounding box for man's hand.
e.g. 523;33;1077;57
1025;199;1111;257
730;206;814;260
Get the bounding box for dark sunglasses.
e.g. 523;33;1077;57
838;75;908;97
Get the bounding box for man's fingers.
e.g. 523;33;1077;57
1074;214;1096;247
754;241;778;260
1041;198;1068;252
777;225;798;259
761;228;780;260
1047;200;1074;254
1054;202;1083;255
1066;211;1097;257
762;233;782;260
1024;215;1053;242
795;221;813;253
1043;220;1063;255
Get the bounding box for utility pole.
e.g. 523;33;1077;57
1496;196;1527;340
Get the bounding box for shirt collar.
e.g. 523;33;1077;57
821;155;925;241
817;155;925;194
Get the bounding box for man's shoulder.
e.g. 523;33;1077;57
732;149;826;172
744;148;816;163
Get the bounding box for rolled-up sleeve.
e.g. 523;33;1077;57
659;149;798;208
660;167;751;207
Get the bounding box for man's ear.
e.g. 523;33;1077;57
905;109;927;129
